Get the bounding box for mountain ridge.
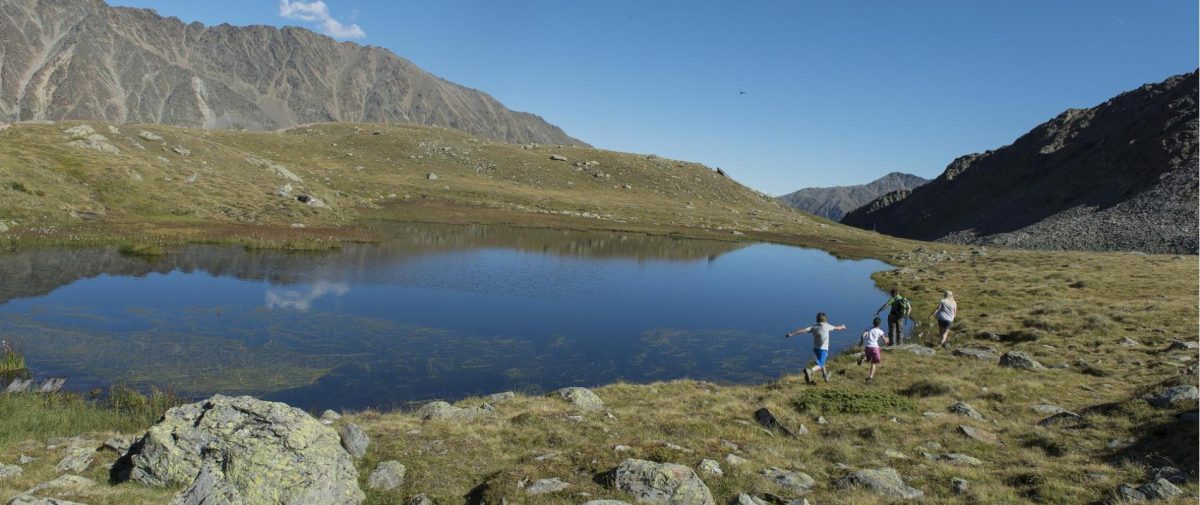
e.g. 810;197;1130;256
0;0;586;146
842;70;1199;254
776;172;927;221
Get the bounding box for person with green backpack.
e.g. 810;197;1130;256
874;289;911;346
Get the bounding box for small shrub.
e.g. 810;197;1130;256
108;382;183;425
900;379;954;398
792;389;916;415
7;181;29;193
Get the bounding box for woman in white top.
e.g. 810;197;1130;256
928;290;957;348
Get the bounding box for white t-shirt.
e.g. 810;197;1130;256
863;327;886;348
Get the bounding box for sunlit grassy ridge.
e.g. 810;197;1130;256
0;120;1195;504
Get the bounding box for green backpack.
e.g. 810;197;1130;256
891;296;911;316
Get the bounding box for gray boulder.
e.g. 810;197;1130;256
1116;478;1184;501
958;425;999;445
951;478;969;494
367;461;406;491
1147;466;1187;484
763;467;815;494
948;402;984;420
952;348;998;361
1166;340;1198;351
125;395;364;505
733;494;769;505
551;387;605;411
926;453;985;466
0;464;21;479
408;494;434;505
1030;404;1067;415
999;351;1045;370
613;459;715;505
414;401;492;422
526;478;570;495
892;344;936;356
1037;411;1088;428
836;467;924;500
1142;385;1199;408
55;447;93;473
582;501;632;505
338;423;370;459
754;408;798;438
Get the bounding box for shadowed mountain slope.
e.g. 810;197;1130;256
842;71;1199;254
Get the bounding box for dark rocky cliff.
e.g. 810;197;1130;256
842;71;1198;254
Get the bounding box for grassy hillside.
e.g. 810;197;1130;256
0;120;1196;504
0;121;881;254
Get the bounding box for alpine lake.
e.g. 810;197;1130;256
0;222;896;411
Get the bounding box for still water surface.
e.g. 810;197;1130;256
0;223;893;410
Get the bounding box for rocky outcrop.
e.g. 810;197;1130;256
124;395;364;504
776;172;927;221
843;71;1199;254
611;459;715;505
999;351;1045;370
0;0;585;146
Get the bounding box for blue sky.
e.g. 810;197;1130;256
108;1;1197;194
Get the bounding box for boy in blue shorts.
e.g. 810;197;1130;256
786;312;847;383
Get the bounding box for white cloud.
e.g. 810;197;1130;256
279;0;366;39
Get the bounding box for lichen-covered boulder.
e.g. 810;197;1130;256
125;395;364;505
552;387;606;411
612;459;715;505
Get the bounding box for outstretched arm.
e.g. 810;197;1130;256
874;301;889;315
833;325;847;331
785;326;811;338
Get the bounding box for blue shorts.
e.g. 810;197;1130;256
812;348;829;368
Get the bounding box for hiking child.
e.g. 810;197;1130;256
857;317;890;383
874;289;911;346
929;290;957;348
785;312;846;384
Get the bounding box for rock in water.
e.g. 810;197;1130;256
551;387;606;411
612;459;715;505
836;467;924;500
999;351;1045;370
125;395;364;505
367;461;406;491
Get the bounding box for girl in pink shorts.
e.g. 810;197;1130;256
857;317;890;383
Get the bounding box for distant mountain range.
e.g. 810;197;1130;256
0;0;585;146
842;71;1198;254
776;172;928;221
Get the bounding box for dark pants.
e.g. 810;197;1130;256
887;314;904;345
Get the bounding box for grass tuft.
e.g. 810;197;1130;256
792;388;916;415
0;340;25;373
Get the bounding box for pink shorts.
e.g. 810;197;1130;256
864;347;882;364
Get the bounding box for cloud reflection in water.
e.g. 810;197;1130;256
265;281;350;311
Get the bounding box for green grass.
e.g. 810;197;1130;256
0;341;24;373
